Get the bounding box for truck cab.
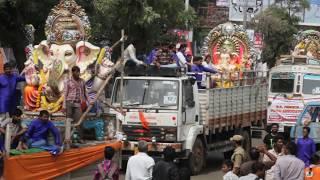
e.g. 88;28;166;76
110;67;205;172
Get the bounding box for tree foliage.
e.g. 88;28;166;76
0;0;197;69
253;4;306;67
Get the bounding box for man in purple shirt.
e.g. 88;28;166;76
0;63;25;122
297;126;316;166
23;110;61;149
191;56;218;89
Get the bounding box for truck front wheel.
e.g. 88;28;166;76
188;137;205;175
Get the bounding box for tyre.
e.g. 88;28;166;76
188;137;205;175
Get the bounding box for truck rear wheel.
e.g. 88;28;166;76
188;138;205;175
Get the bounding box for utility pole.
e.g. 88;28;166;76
185;0;189;29
243;0;249;29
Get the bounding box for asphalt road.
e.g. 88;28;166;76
191;152;224;180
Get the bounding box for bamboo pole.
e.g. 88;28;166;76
5;123;12;156
118;29;125;133
72;34;126;127
73;60;123;127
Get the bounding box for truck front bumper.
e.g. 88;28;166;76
122;140;182;152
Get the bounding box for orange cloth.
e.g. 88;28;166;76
0;48;4;74
305;166;320;180
4;141;122;180
138;111;149;130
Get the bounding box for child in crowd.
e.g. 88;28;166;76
222;160;239;180
94;146;119;180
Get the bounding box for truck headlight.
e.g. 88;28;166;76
165;133;176;141
152;136;157;143
122;135;127;141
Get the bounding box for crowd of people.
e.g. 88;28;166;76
94;141;190;180
223;123;319;180
0;62;95;177
91;123;320;180
0;63;93;151
132;43;220;89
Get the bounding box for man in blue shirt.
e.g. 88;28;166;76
23;110;61;149
191;56;218;89
0;63;25;123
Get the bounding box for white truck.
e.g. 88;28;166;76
110;67;268;174
267;56;320;137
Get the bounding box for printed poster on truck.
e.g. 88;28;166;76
267;98;305;124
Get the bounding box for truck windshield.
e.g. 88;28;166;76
303;74;320;95
270;72;295;93
112;79;179;109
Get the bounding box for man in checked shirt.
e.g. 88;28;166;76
62;66;90;143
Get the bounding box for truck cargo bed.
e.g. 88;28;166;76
199;83;268;132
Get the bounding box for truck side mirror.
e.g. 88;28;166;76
182;106;186;112
186;99;195;108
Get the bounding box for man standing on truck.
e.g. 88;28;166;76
0;63;25;124
191;56;218;89
264;123;281;150
63;66;89;142
230;135;248;175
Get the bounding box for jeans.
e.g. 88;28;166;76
27;139;59;152
66;101;84;138
27;139;46;148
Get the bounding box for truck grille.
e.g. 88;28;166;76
122;125;176;142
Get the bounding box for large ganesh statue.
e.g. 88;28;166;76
23;0;113;113
292;30;320;59
201;22;253;88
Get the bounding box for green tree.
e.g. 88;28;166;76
91;0;197;53
253;4;308;67
0;0;197;69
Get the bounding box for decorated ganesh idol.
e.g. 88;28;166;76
201;22;253;88
292;30;320;59
23;0;114;113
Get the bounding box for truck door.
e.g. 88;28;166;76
182;80;196;124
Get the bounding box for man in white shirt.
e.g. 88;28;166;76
273;142;305;180
176;44;189;69
125;140;155;180
261;135;284;180
0;108;27;149
239;162;265;180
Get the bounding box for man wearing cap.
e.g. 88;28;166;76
230;134;248;175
